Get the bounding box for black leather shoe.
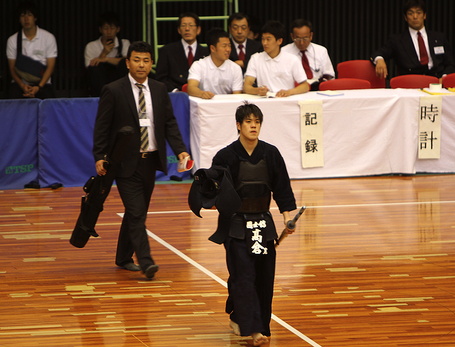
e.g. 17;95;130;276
121;263;141;271
145;264;159;279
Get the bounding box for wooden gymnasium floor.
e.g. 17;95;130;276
1;174;455;347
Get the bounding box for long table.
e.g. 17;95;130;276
189;89;455;179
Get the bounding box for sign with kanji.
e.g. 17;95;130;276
418;96;442;159
299;100;324;168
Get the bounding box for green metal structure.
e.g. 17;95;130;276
143;0;239;66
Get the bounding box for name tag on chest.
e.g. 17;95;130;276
140;119;151;127
434;46;445;55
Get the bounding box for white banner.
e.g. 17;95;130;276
299;100;324;168
418;96;442;159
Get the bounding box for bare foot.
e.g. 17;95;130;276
229;320;241;335
252;332;269;346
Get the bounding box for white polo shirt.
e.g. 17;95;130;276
282;42;335;82
84;36;130;67
6;26;58;84
188;55;243;94
245;51;307;92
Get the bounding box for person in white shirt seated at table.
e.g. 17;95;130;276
282;19;335;91
187;28;243;99
244;21;309;98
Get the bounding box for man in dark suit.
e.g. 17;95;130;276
155;12;209;92
371;0;455;81
228;13;262;75
93;41;190;279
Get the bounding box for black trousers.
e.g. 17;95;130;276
224;236;276;337
115;152;159;272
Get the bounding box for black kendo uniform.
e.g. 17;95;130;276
210;139;296;337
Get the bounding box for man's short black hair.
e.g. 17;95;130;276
98;11;120;28
17;1;39;20
235;102;264;126
127;41;154;61
261;20;285;41
228;12;250;27
403;0;426;15
290;19;313;33
178;12;201;28
207;28;229;48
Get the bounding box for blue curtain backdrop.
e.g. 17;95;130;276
0;93;191;190
0;99;40;189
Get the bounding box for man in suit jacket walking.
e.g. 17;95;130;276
93;41;190;279
371;0;455;81
155;12;209;92
228;13;262;75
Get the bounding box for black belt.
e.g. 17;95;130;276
141;152;156;159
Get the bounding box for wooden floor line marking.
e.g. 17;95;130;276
125;214;322;347
145;200;455;215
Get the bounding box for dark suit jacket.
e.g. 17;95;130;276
229;38;263;75
155;41;209;92
93;76;187;177
371;29;455;78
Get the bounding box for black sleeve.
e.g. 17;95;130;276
371;34;399;63
155;46;179;92
268;145;297;213
441;35;455;75
93;85;115;162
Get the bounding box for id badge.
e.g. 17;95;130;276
140;118;151;127
434;46;445;55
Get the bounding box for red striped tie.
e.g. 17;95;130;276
238;44;245;61
417;31;429;65
301;50;313;79
188;46;194;67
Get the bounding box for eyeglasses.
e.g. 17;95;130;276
180;24;197;29
293;37;311;43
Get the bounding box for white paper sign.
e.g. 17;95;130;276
418;96;442;159
299;100;324;168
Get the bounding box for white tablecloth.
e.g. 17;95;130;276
189;89;455;179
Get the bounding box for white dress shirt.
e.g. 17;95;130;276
128;73;157;152
408;26;433;70
282;42;335;83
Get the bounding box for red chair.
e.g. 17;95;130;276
442;73;455;88
337;60;385;89
319;78;371;91
390;74;439;89
182;83;188;93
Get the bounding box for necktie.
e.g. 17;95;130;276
238;44;245;61
136;83;149;151
301;50;313;79
417;31;429;65
188;46;194;67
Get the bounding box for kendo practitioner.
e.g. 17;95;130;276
210;102;296;346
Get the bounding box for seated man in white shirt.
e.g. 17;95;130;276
6;1;57;99
244;21;309;97
187;28;243;99
282;19;335;91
